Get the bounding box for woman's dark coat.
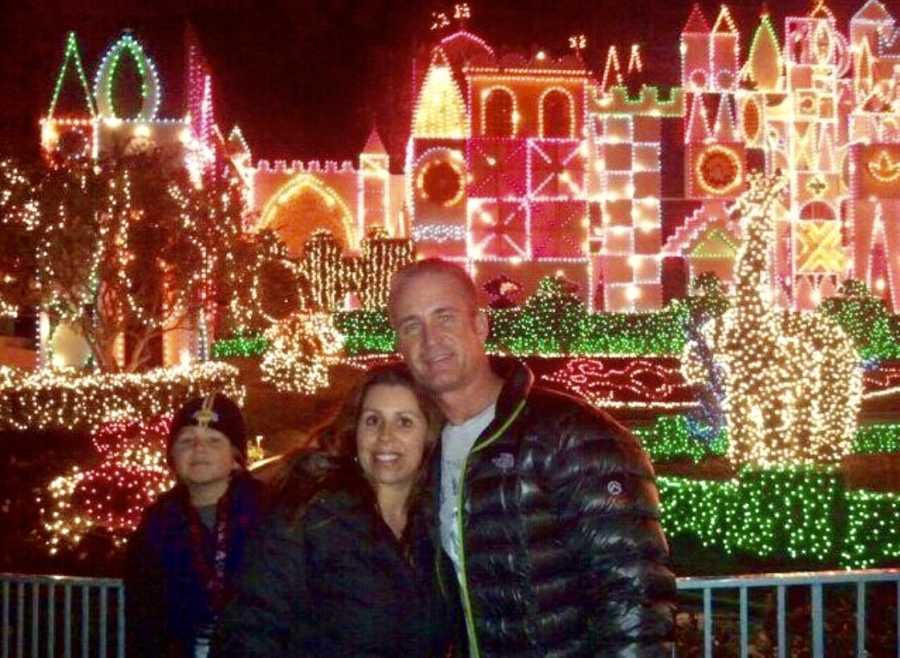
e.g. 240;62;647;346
212;457;453;658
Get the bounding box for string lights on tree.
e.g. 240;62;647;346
260;313;345;394
41;415;175;554
0;362;243;432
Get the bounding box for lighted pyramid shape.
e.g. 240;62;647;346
47;32;95;119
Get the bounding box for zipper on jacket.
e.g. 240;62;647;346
455;398;527;658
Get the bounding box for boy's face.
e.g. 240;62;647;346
171;425;238;490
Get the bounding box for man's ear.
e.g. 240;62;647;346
475;308;490;344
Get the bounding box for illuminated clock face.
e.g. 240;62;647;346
419;160;464;207
696;146;743;195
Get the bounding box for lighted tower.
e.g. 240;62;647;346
681;4;711;91
406;44;472;260
677;6;747;297
777;3;851;308
358;128;393;236
847;0;900;309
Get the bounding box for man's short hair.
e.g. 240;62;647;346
388;258;479;327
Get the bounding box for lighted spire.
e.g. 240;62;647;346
227;126;250;155
601;46;624;91
809;1;835;20
627;44;643;75
412;49;468;138
748;11;782;91
362;127;387;154
47;32;96;118
682;4;710;33
712;6;738;34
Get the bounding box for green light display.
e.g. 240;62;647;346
659;468;900;568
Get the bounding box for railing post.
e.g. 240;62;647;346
811;583;824;658
2;580;9;658
16;582;23;658
99;586;108;658
47;584;55;658
116;586;125;658
63;584;71;658
739;586;749;658
776;585;786;658
30;582;38;658
855;581;865;658
80;586;88;658
703;587;712;658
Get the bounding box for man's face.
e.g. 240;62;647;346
171;426;238;489
392;272;489;395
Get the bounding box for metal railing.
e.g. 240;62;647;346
1;574;124;658
676;569;900;657
2;569;899;658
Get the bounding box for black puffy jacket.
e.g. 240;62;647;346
438;361;676;658
213;459;454;657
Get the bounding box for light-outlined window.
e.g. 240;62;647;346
483;88;515;137
539;88;574;138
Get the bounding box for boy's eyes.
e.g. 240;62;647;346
175;434;225;448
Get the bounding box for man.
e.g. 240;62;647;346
389;258;676;658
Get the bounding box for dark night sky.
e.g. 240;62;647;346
0;0;860;166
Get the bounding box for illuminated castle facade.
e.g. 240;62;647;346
41;1;900;314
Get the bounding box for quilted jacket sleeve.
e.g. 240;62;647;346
552;408;677;657
211;511;314;657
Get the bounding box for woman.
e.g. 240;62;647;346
212;364;454;657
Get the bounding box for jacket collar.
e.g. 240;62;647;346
429;358;533;466
489;357;534;422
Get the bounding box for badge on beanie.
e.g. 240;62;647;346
193;394;219;428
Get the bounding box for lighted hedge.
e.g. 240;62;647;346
636;416;900;463
331;305;690;357
211;335;269;359
220;297;900;360
634;415;727;463
334;310;395;355
0;363;244;432
658;468;900;568
841;490;900;568
852;423;900;454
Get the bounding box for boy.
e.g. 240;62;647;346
125;393;263;658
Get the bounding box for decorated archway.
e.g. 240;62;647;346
258;174;357;256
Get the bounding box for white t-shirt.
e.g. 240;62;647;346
439;402;497;576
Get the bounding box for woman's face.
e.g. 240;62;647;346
356;383;431;494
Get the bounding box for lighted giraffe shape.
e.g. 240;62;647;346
684;173;862;468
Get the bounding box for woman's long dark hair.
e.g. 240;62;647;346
270;363;444;527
